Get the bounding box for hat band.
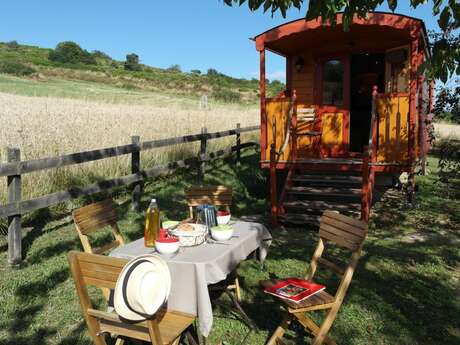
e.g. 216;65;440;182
122;259;153;319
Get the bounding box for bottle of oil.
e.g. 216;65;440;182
144;199;160;247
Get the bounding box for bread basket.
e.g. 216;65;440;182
168;223;207;247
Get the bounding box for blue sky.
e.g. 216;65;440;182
0;1;438;82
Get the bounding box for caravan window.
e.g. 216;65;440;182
385;47;409;93
322;60;344;106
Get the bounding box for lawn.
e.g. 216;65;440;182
0;150;459;345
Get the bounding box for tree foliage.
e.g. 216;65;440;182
48;41;96;65
224;0;460;83
434;82;460;123
167;64;182;72
124;53;142;71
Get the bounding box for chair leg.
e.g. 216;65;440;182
114;338;125;345
294;313;337;345
265;313;292;345
234;277;242;302
311;307;341;345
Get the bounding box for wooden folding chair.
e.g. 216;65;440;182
185;185;242;300
68;251;197;345
263;211;368;345
72;199;126;255
185;185;232;219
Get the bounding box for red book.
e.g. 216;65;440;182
264;278;326;303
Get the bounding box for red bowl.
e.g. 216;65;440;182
217;211;230;216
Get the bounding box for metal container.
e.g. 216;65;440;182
196;204;217;230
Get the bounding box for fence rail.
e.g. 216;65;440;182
1;124;260;265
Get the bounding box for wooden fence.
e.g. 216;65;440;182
1;124;260;265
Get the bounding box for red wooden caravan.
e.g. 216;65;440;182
254;12;433;225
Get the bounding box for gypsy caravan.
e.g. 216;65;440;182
254;12;433;225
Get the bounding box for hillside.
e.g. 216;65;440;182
0;41;284;103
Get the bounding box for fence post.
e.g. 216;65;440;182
236;123;241;166
198;127;207;181
131;135;142;211
6;147;22;266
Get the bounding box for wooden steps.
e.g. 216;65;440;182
286;186;362;198
283;200;360;213
291;175;362;186
278;213;321;226
278;169;363;227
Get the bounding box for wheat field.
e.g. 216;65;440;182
434;123;460;141
0;91;259;206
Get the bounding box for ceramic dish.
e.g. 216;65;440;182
155;237;180;254
210;224;234;241
216;211;231;225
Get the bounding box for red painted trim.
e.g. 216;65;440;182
269;145;278;227
260;161;410;173
255;12;424;51
408;36;420;166
361;147;371;221
260;49;267;161
286;57;293;91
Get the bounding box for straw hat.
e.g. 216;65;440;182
114;254;170;321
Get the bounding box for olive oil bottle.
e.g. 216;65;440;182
144;199;160;247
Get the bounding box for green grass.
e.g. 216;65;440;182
0;152;459;345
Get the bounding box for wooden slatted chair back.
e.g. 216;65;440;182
72;199;125;255
68;251;195;345
305;211;367;294
185;185;232;218
319;211;367;251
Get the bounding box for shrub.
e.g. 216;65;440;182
5;40;19;49
437;139;460;198
124;53;141;71
191;69;201;75
167;64;181;73
92;50;112;61
0;61;36;76
49;41;96;65
213;88;241;103
207;68;220;76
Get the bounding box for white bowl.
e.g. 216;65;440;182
211;225;234;241
155;239;179;254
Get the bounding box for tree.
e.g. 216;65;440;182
224;0;460;83
434;82;460;123
167;64;182;72
48;41;96;65
124;53;141;71
207;68;220;76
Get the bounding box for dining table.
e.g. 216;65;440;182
110;220;272;337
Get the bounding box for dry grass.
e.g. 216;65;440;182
434;122;460;141
0;91;258;206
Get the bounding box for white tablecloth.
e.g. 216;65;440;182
110;221;271;336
